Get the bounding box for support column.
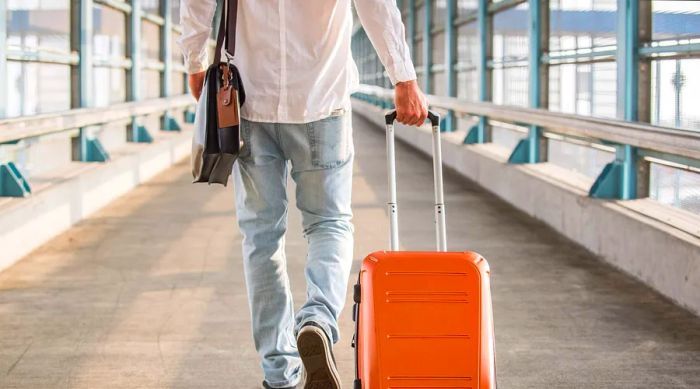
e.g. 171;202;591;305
591;0;647;199
464;0;492;144
423;0;432;94
444;0;457;131
509;0;549;164
71;0;108;162
127;0;152;142
161;0;180;131
0;0;7;119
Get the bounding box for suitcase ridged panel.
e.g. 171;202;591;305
358;251;492;389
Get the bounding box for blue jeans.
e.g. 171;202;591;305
232;112;354;388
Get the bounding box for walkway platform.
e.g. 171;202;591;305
0;114;699;388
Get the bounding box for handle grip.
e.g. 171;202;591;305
384;109;447;252
385;110;440;127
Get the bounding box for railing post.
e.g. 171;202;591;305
423;0;432;94
161;0;180;131
591;0;647;199
408;0;416;67
464;0;492;144
0;0;7;119
127;0;152;143
509;0;549;163
444;0;457;132
71;0;109;162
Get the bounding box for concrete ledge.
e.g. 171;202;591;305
353;99;700;316
0;127;193;272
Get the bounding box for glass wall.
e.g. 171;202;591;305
2;0;191;118
350;0;700;214
5;0;72;117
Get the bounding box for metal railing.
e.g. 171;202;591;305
353;84;700;200
0;94;194;197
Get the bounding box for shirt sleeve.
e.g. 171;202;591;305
353;0;417;85
177;0;217;74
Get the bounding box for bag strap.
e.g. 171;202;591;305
214;0;238;64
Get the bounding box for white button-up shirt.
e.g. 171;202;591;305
178;0;416;123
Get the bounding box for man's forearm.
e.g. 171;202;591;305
178;0;217;74
353;0;417;85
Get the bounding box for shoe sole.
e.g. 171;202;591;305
297;326;341;389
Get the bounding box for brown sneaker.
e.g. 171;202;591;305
296;323;341;389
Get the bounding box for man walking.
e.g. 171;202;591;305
179;1;427;387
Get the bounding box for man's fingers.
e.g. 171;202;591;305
396;110;407;124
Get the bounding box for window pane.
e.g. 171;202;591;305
142;0;161;15
171;72;185;95
549;0;617;51
652;0;700;41
493;4;530;63
142;69;161;99
172;0;181;24
650;58;700;132
141;20;161;61
432;31;445;66
548;62;616;118
457;70;478;102
650;164;700;215
493;66;528;107
457;0;478;18
432;0;447;29
94;4;127;60
172;31;183;63
5;61;71;118
93;67;126;106
457;22;478;68
7;0;70;53
415;2;425;34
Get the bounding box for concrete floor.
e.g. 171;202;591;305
1;113;699;388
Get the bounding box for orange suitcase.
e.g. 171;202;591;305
351;111;496;389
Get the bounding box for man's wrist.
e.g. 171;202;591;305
395;79;418;89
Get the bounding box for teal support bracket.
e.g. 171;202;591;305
468;0;492;144
590;0;641;199
423;0;432;94
0;162;31;197
77;129;109;162
444;0;457;132
184;110;196;123
131;125;154;143
163;115;181;131
511;0;548;164
508;126;543;164
83;138;110;162
589;145;637;199
464;117;489;144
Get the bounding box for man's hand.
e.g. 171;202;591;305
394;80;428;126
188;71;206;101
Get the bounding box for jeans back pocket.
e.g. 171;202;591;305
307;114;352;169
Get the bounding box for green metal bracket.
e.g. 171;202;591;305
589;145;637;199
184;110;196;123
163;115;182;131
131;125;153;143
464;117;489;144
508;125;543;164
85;138;110;162
0;162;31;197
77;129;109;162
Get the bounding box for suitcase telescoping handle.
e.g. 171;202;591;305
384;110;447;252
